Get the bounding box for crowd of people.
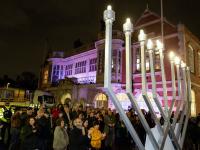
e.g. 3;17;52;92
0;103;199;150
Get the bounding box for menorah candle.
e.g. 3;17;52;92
147;40;156;96
181;62;187;103
123;18;133;93
147;39;166;119
157;40;168;116
103;6;145;150
138;30;147;95
103;5;115;88
169;52;176;101
174;56;181;99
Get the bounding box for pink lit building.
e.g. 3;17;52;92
39;9;200;115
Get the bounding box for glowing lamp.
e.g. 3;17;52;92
138;29;146;41
123;18;133;33
181;61;186;68
156;40;163;51
107;5;112;10
147;39;153;50
169;51;175;61
174;56;181;65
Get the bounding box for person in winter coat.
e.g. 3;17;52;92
8;112;21;150
53;118;69;150
20;117;42;150
69;118;90;150
89;121;106;150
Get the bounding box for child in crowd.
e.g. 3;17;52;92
89;121;106;150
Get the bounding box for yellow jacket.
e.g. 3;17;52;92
90;128;103;149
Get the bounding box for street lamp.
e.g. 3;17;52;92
6;83;10;89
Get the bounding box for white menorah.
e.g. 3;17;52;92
103;5;191;150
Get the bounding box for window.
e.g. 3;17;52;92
146;56;150;71
98;51;104;73
188;45;195;73
154;52;160;70
52;65;60;82
118;51;121;73
65;64;73;76
75;60;87;74
89;58;97;72
198;51;200;76
112;50;117;73
60;65;64;79
95;93;107;108
136;48;141;71
43;70;48;84
136;47;155;72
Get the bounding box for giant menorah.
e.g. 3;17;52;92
103;6;191;150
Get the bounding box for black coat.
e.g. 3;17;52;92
69;127;90;150
9;127;20;150
20;125;43;150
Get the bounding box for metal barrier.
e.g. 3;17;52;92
103;5;191;150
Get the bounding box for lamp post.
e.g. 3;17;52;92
6;83;10;89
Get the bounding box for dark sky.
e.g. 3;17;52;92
0;0;200;78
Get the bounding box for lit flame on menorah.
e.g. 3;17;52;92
103;5;191;150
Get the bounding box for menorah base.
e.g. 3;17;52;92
145;125;176;150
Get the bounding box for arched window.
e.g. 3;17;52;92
188;45;195;73
116;93;131;110
95;93;107;108
60;93;71;105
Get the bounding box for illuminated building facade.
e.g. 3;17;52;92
39;9;200;115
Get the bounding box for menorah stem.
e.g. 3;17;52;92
159;49;169;118
180;67;192;147
140;37;163;136
149;49;166;119
124;24;159;149
176;66;188;140
170;61;176;103
104;19;113;89
125;31;132;93
140;41;147;95
103;6;115;89
167;60;177;118
176;64;182;101
103;7;145;150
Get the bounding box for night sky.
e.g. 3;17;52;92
0;0;200;78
